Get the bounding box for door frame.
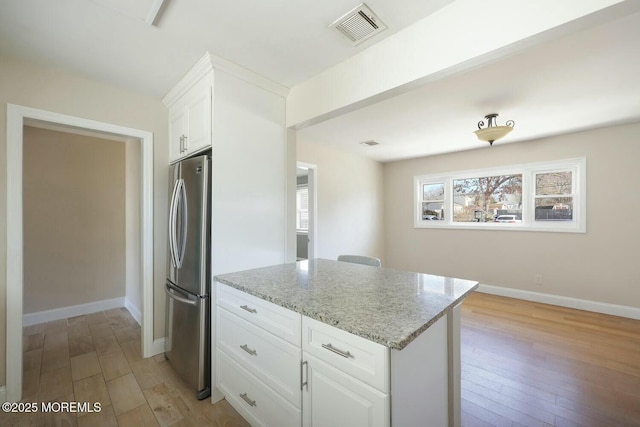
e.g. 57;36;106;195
296;162;317;259
5;104;154;402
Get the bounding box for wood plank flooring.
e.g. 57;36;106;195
461;292;640;427
2;307;249;427
4;294;639;426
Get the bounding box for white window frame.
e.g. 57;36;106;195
414;158;586;233
296;185;309;232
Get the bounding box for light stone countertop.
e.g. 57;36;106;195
214;258;478;350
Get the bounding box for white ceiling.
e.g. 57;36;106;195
298;10;640;161
0;0;452;96
1;1;639;162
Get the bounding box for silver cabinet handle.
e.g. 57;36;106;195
300;360;308;391
240;393;256;407
179;135;188;153
240;304;257;314
321;343;353;359
240;344;257;356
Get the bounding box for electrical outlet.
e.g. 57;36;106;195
534;274;543;286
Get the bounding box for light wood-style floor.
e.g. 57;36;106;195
461;292;640;427
3;307;249;427
4;294;639;426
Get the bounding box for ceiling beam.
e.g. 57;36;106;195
286;0;634;129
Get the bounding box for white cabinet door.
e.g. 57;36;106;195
169;107;187;162
183;84;211;156
168;78;212;163
303;353;389;427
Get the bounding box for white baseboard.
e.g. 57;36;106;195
151;338;166;357
477;284;640;320
0;385;6;403
23;297;126;327
124;298;142;326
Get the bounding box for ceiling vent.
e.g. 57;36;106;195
330;3;387;46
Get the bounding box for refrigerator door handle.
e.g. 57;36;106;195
168;179;180;268
175;178;188;269
165;282;198;307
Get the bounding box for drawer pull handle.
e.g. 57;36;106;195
321;343;353;359
240;393;256;407
240;304;257;314
240;344;257;356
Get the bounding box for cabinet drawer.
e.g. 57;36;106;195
218;307;301;407
302;316;389;393
217;350;301;427
217;282;301;345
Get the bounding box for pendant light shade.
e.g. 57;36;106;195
474;113;514;145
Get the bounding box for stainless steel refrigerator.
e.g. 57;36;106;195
165;154;211;400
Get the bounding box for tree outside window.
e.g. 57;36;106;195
453;175;522;222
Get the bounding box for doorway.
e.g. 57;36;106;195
296;162;317;260
5;104;154;402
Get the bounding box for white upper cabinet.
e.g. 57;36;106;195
163;52;289;165
169;78;212;161
168;106;187;162
164;56;214;163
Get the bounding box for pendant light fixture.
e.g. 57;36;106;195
474;113;514;145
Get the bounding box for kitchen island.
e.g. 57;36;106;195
214;259;478;427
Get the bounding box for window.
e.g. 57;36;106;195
414;158;585;232
534;171;573;221
421;183;445;220
296;186;309;231
453;174;522;223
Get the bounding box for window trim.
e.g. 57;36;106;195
296;184;309;232
414;158;586;233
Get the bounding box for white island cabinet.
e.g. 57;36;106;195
215;259;477;427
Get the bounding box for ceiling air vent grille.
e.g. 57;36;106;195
331;3;387;46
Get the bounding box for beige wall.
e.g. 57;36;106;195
23;126;125;313
384;122;640;308
297;136;385;262
0;55;168;385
